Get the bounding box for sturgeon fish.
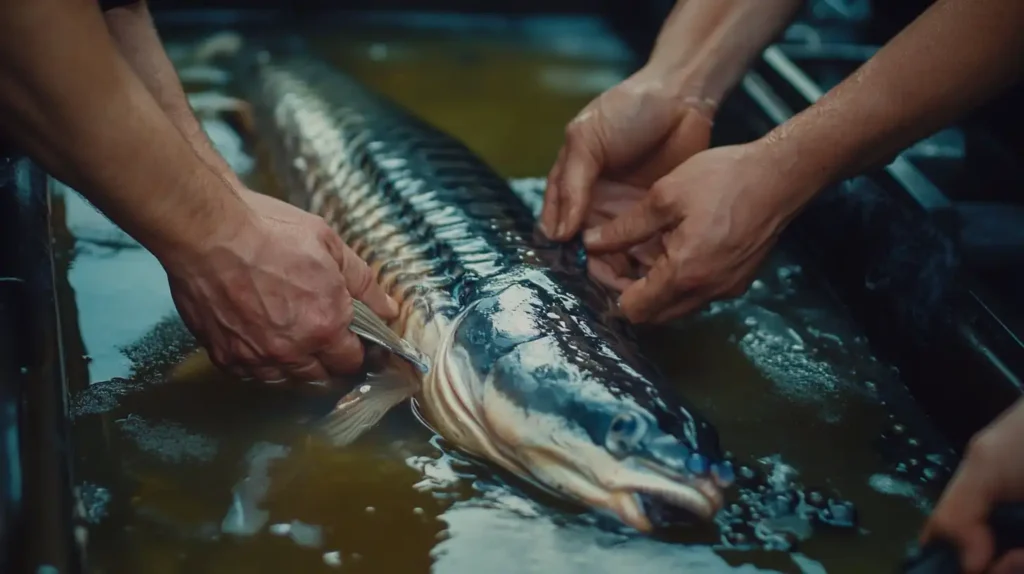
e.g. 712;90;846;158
233;46;734;533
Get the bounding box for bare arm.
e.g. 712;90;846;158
541;0;804;239
0;0;252;266
102;0;245;189
646;0;804;104
759;0;1024;216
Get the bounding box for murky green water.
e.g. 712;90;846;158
63;20;953;574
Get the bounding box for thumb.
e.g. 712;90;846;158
583;194;667;254
549;120;603;240
326;235;399;320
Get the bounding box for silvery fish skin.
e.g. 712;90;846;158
238;49;734;532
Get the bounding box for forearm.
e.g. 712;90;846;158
647;0;804;103
103;1;245;189
761;0;1024;210
0;0;251;264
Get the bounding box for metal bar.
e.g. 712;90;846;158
0;156;81;574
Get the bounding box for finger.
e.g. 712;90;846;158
541;147;567;238
921;463;996;574
247;365;289;385
590;179;647;218
316;331;366;376
650;292;712;324
330;240;399;319
587;256;635;293
604;252;639;280
284;357;331;383
629;237;664;267
992;549;1024;574
618;257;682;323
555;123;602;240
583;195;668;254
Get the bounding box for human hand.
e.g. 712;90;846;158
163;190;398;384
582;142;814;324
581;180;663;292
540;67;715;241
921;398;1024;574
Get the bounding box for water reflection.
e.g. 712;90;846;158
57;182;173;383
433;493;825;574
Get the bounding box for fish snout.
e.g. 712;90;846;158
624;437;736;528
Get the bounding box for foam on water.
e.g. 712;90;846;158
116;414;219;464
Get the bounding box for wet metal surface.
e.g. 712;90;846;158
65;23;951;574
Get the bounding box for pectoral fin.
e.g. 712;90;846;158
319;369;419;448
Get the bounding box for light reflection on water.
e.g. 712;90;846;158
61;23;951;574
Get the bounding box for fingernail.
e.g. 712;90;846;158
538;221;551;238
555;222;568;240
583;228;599;246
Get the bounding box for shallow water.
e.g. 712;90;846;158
64;21;953;574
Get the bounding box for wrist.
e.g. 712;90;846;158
148;174;257;273
744;136;830;226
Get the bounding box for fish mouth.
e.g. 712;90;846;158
611;459;725;533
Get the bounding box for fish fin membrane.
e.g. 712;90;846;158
318;371;417;448
349;300;431;373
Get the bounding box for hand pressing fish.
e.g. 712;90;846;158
205;41;735;534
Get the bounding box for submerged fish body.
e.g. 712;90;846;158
236;48;733;532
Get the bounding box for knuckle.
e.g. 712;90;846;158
307;321;338;348
347;265;374;297
226;339;256;365
649;186;675;212
563;120;589;146
965;430;999;467
265;338;297;363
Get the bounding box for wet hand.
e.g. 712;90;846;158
582;143;803;324
541;67;715;241
581;180;664;292
164;190;398;384
921;398;1024;574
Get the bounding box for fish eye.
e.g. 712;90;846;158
605;412;647;458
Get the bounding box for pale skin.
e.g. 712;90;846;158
542;0;1024;571
0;0;398;384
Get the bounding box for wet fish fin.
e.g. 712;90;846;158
350;300;431;373
318;372;418;448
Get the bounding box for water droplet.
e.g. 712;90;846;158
269;523;291;536
323;551;342;568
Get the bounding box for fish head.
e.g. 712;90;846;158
442;283;732;533
592;405;734;530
